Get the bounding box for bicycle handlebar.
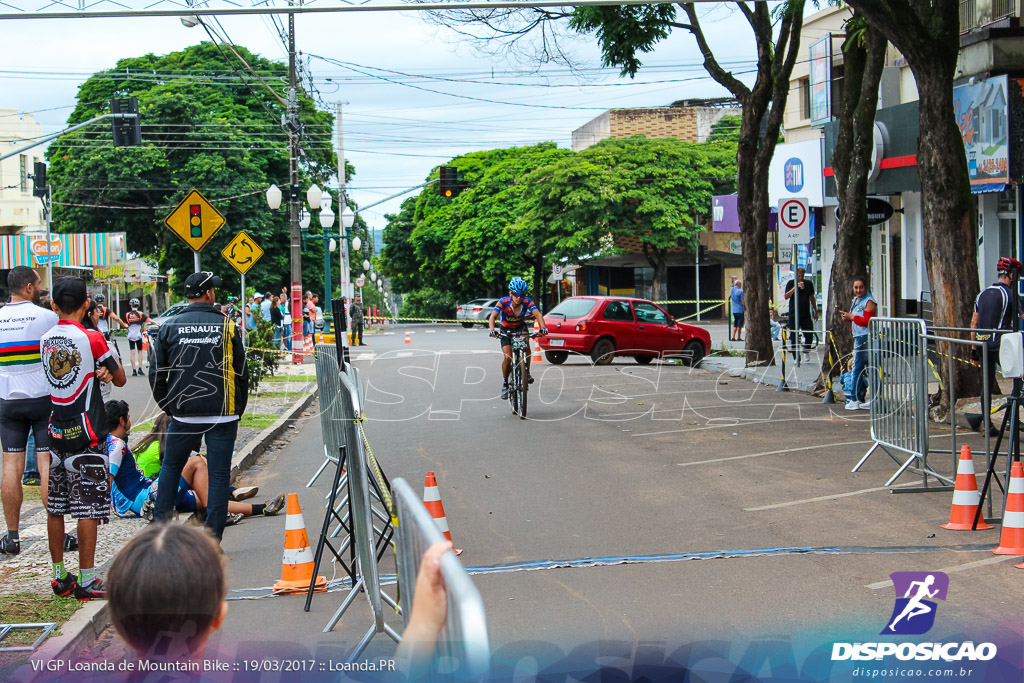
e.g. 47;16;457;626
492;328;545;339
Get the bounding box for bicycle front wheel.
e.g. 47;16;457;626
509;356;520;415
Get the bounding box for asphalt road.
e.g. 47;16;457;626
85;325;1024;673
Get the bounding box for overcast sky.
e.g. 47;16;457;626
2;3;767;233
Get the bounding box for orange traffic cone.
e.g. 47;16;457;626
532;322;543;363
404;329;412;345
941;446;993;530
423;471;462;555
993;461;1024;555
273;493;327;593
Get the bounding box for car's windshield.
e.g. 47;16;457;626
547;299;598;319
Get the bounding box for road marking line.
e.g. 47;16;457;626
677;440;873;467
426;330;436;334
866;555;1017;590
744;481;919;511
395;351;413;358
446;330;457;333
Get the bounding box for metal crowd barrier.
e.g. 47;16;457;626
322;368;400;655
310;343;347;488
853;317;943;488
393;477;491;678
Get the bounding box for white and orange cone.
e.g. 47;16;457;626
994;461;1024;555
404;329;412;345
423;471;462;555
941;446;993;530
273;493;327;593
532;321;543;363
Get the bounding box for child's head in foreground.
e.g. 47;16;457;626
107;523;227;658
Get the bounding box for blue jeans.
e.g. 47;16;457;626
272;325;283;349
23;431;39;482
852;335;869;403
154;419;238;539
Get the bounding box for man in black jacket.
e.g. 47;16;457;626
149;272;248;539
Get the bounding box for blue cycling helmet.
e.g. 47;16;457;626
508;277;528;295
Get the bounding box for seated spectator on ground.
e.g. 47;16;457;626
105;401;284;525
108;524;226;660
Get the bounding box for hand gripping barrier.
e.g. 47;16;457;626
392;477;491;678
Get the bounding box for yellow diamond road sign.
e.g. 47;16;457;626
222;231;265;274
164;189;226;252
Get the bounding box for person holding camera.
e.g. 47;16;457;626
971;257;1024;419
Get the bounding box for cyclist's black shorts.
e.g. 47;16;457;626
128;338;143;351
498;327;527;348
0;396;52;453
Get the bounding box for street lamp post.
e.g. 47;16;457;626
299;188;359;337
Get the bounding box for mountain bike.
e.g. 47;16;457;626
495;328;544;419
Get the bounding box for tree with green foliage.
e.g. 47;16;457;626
521;136;735;301
378;143;572;305
46;42;337;301
425;2;805;367
845;0;980;409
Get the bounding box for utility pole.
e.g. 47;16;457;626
336;101;350;301
287;3;303;364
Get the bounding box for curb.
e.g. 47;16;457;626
700;357;820;394
22;386;320;675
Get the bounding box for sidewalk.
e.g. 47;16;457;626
698;322;833;395
0;362;318;670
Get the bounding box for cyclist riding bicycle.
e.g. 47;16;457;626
488;277;547;400
93;294;125;340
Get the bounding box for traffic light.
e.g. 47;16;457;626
110;97;142;147
698;245;709;263
438;166;463;198
32;161;47;199
189;204;202;238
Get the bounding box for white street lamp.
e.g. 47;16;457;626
299;210;311;230
306;184;323;210
329;238;337;252
320;205;335;229
352;235;361;252
341;205;354;230
266;184;282;210
321;193;332;211
363;259;370;271
370;271;377;282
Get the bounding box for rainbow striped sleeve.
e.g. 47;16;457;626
0;340;41;367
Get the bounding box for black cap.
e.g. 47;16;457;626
264;291;272;298
184;271;222;298
52;276;88;312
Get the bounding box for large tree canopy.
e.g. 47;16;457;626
522;136;735;301
47;42;338;299
379;136;735;310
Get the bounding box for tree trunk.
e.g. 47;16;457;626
642;243;668;302
533;255;545;312
822;19;886;390
737;114;774;367
915;58;982;411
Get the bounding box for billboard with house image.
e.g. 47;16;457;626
955;75;1010;192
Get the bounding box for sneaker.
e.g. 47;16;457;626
500;384;509;400
64;533;79;552
224;512;244;526
74;576;106;601
527;374;535;385
231;486;259;502
845;401;861;411
51;573;77;597
262;493;286;516
859;400;871;410
22;474;40;486
802;352;810;362
140;497;155;522
0;533;21;555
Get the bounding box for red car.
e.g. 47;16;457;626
538;296;711;366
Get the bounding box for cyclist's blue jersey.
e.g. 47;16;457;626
494;296;538;329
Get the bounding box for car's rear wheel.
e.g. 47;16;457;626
683;339;705;366
461;322;474;328
545;350;568;365
634;355;654;365
591;338;616;365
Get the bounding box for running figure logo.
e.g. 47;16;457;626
882;571;949;635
